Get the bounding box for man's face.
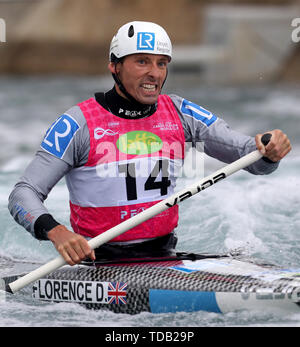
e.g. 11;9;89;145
109;54;169;104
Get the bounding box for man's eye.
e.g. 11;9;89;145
158;62;167;67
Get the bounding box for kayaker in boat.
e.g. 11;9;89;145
8;21;291;266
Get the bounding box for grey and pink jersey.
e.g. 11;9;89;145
8;94;279;239
67;95;185;241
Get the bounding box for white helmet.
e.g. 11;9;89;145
109;21;172;62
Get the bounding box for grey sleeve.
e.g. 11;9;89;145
169;94;279;175
8;153;71;236
8;105;90;238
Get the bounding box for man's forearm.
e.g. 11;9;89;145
8;151;71;239
8;181;51;238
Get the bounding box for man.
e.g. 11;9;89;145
8;21;291;266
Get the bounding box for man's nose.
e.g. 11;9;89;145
147;63;161;79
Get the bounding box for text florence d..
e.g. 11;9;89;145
32;279;128;304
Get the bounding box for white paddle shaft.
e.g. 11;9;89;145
7;149;263;293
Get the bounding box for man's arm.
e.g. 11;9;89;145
170;95;291;173
8;105;95;265
8;151;70;239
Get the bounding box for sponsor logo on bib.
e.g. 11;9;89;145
116;131;163;155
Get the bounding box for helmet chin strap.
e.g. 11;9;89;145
111;62;168;108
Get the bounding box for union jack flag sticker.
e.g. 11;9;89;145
107;282;128;304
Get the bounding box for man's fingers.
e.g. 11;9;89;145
79;240;96;261
256;130;291;162
70;237;87;259
58;242;94;266
67;237;95;264
57;244;78;266
48;226;95;265
255;133;266;154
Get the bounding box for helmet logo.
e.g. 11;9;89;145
137;32;155;51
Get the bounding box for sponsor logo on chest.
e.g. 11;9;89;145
117;131;163;155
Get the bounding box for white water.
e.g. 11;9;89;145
0;76;300;326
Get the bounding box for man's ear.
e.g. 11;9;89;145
108;62;116;74
108;62;122;74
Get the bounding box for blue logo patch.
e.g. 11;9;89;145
137;32;155;51
181;99;217;127
41;114;80;159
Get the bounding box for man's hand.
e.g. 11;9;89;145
48;225;96;266
255;129;291;162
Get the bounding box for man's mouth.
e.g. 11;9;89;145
141;83;157;92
